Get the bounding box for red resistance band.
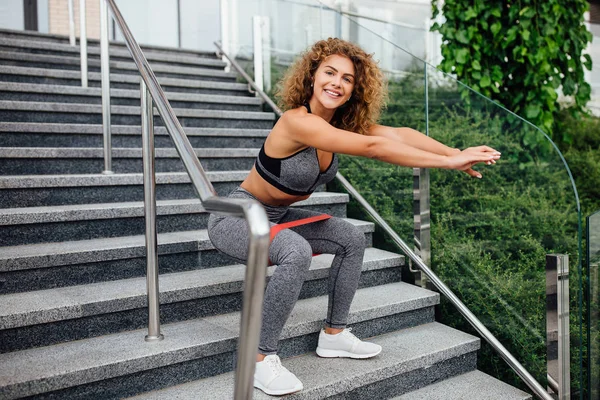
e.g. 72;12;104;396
268;214;332;265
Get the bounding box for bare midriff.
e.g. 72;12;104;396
240;167;311;207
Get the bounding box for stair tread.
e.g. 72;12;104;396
0;122;270;138
0;192;348;225
0;146;259;158
0;28;219;58
0;248;403;329
0;246;403;329
0;170;248;189
0;82;263;104
0;218;375;271
0;282;440;399
0;37;227;67
0;101;276;120
391;370;532;400
125;322;476;400
0;122;270;136
0;65;249;90
0;49;235;78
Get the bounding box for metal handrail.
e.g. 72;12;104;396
216;41;553;400
101;1;271;399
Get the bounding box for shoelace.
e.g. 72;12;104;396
340;328;361;348
265;356;284;377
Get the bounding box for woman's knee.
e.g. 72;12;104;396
271;232;313;271
338;221;366;252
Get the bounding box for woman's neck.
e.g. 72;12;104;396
307;98;335;123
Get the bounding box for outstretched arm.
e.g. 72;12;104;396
278;111;500;176
367;123;498;178
368;124;458;156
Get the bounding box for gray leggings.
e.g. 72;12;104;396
207;187;365;355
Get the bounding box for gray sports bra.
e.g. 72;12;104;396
254;104;338;196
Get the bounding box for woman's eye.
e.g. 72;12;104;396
325;70;333;75
344;77;352;83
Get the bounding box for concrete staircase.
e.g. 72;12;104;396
0;28;531;399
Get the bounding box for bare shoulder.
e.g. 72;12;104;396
275;107;314;139
279;106;310;126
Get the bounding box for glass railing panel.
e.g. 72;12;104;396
589;210;600;400
423;62;584;395
335;10;584;397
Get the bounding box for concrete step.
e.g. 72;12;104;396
0;219;376;294
0;37;226;69
125;322;476;400
392;370;532;400
0;283;439;399
0;50;238;82
0;171;249;208
0;147;258;175
0;65;252;95
0;246;403;352
0;101;275;128
0;82;263;111
0;28;219;59
0;122;269;148
0;192;349;246
0;170;327;209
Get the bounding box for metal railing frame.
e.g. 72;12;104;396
215;41;553;400
95;1;271;399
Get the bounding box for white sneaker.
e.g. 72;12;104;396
316;328;382;359
254;354;303;396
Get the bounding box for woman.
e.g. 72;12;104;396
208;38;500;396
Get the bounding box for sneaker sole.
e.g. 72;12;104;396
315;347;382;359
254;380;303;396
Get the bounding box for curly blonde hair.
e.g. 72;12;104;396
275;38;387;136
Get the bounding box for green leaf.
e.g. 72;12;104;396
563;77;576;95
576;82;591;104
525;104;541;119
491;8;501;18
542;86;558;101
455;48;469;64
583;54;592;70
465;8;477;21
491;22;502;37
472;71;482;80
505;26;518;44
480;75;491;88
456;30;470;44
522;30;530;41
472;60;482;71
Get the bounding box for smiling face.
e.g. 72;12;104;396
309;54;355;114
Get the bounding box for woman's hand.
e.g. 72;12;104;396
445;146;501;178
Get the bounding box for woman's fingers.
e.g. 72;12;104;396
464;168;482;179
465;145;501;155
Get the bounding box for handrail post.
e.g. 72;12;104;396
67;0;75;46
233;204;270;400
546;254;570;399
252;16;264;93
79;0;88;87
140;79;163;342
100;0;113;174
